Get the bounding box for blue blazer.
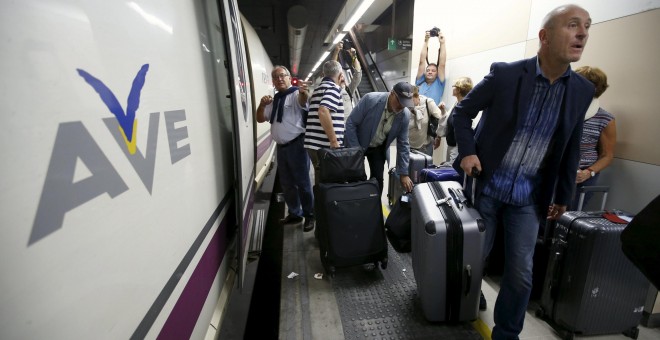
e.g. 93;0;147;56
345;92;411;176
453;56;595;210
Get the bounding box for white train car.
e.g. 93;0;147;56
0;0;274;339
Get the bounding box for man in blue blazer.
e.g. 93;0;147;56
453;4;594;339
345;82;415;195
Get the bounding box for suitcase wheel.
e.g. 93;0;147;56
623;327;639;339
327;265;336;278
561;330;574;340
534;307;545;319
380;258;388;270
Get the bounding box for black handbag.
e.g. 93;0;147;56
385;196;412;253
318;147;367;183
425;99;439;138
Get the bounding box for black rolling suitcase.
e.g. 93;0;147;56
536;211;649;339
479;187;610;298
411;180;486;322
315;178;388;276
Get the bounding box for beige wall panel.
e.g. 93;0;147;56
445;43;527;104
411;0;531;81
527;0;660;39
575;9;660;165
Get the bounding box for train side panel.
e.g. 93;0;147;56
242;14;276;188
0;0;254;338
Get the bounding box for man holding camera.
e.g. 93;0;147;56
416;28;446;106
331;40;362;119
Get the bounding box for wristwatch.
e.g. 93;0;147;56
587;167;596;177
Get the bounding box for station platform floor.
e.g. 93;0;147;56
274;192;660;340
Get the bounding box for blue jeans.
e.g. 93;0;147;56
477;195;540;340
277;136;314;218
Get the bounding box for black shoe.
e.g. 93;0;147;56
479;291;487;311
303;217;315;232
280;214;303;225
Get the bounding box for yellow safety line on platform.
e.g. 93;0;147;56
383;203;493;339
473;318;492;339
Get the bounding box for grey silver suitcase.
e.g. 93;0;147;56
389;150;432;205
408;149;432;183
387;167;405;206
537;211;648;339
411;181;486;322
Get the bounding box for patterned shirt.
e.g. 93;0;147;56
483;65;570;206
579;108;615;168
304;77;344;150
369;104;396;147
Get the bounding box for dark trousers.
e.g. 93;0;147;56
277;135;314;218
365;143;388;196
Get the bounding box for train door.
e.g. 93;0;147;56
217;0;256;289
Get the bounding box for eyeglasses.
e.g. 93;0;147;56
272;73;289;79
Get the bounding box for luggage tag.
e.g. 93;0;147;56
401;194;409;203
602;211;629;224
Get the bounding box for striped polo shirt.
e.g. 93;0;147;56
304;77;344;150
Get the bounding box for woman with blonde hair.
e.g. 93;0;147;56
572;66;617;209
435;76;473;165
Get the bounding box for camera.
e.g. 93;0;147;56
342;38;352;50
429;27;440;37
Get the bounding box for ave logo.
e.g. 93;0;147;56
30;64;191;245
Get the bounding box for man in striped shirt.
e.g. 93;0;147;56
305;60;345;186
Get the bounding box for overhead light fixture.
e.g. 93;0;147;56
341;0;374;32
311;51;330;72
304;0;374;78
332;32;347;45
